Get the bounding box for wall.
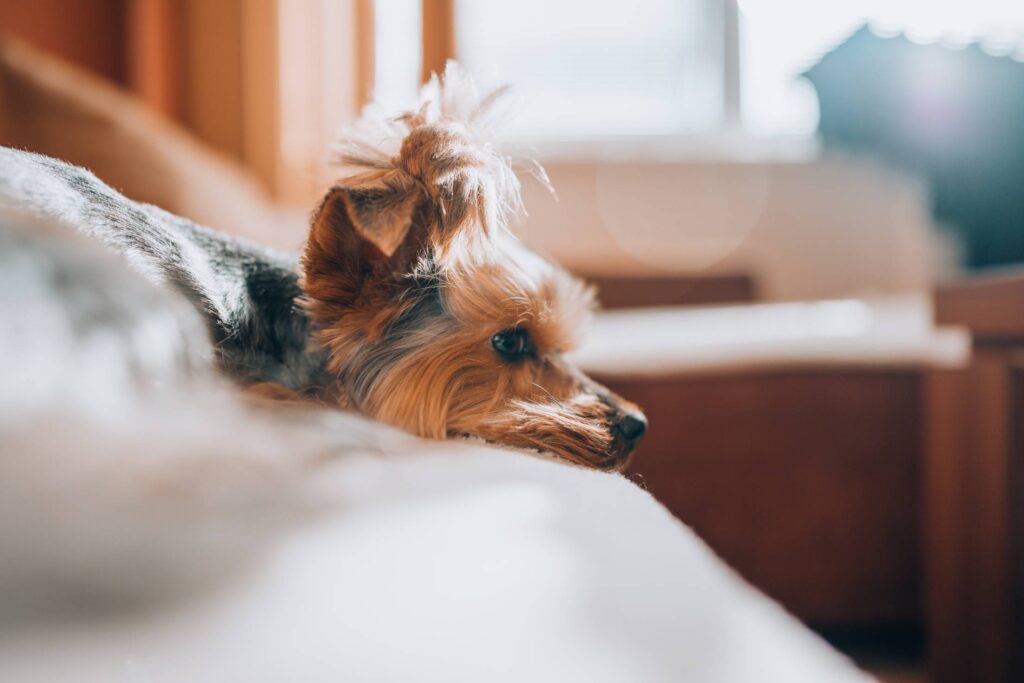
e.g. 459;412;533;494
516;154;949;301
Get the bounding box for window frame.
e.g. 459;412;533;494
415;0;774;153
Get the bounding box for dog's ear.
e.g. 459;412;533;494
302;184;426;305
312;184;420;260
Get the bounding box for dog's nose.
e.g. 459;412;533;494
615;412;647;442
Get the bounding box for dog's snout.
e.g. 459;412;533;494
615;412;647;442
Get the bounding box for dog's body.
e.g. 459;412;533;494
0;65;646;469
0;147;330;394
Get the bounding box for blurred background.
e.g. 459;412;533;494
2;2;1023;682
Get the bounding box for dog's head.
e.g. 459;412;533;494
301;64;646;471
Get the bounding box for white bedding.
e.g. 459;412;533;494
0;412;870;682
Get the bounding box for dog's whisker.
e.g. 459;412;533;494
530;382;565;410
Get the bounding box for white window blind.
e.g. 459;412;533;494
456;0;725;139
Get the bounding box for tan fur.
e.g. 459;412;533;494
245;382;314;405
300;63;645;471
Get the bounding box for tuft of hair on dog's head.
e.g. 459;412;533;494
301;62;646;471
324;61;524;257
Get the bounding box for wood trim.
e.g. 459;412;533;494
1009;364;1024;682
421;0;454;83
923;354;1017;683
935;268;1024;341
270;0;372;204
924;269;1024;682
274;0;324;201
182;0;246;160
241;0;280;195
354;0;375;111
125;0;184;120
168;0;371;204
583;273;756;309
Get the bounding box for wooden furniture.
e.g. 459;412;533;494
586;280;1024;679
580;296;967;636
924;271;1024;683
605;368;922;627
604;276;1024;678
584;274;756;309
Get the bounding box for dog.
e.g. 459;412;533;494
0;63;646;471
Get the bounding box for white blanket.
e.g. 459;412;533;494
0;410;870;683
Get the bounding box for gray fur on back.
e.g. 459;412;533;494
0;147;329;392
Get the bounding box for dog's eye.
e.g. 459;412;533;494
491;327;530;361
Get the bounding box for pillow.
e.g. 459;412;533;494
0;36;294;249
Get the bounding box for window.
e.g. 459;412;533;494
372;0;1024;142
372;0;422;113
457;0;726;139
739;0;1024;136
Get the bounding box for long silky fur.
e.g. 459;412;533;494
301;63;643;471
0;212;379;619
331;62;524;246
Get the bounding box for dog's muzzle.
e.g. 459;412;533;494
605;408;647;471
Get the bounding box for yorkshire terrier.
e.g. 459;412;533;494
0;64;646;471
